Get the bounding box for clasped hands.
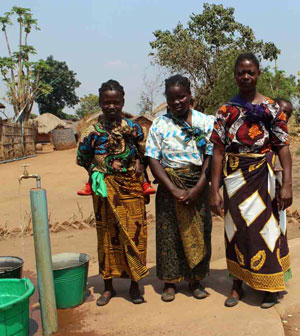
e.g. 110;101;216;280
171;186;203;205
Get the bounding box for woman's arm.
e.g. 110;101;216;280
77;128;95;175
269;102;292;210
134;158;144;176
277;145;293;210
181;156;210;203
209;146;224;217
149;158;187;201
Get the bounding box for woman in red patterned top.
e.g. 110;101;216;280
210;53;292;309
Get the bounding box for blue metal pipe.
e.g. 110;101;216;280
0;154;37;164
30;188;58;335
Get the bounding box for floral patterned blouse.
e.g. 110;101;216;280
210;97;289;154
77;118;144;174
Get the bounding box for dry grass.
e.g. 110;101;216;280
0;202;95;240
286;208;300;224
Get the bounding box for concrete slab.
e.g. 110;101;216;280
76;257;285;336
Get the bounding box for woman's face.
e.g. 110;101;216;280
166;85;191;117
235;59;260;94
100;90;124;121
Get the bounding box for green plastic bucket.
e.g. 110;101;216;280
52;253;90;309
0;278;34;336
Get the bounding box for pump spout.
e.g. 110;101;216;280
18;164;41;188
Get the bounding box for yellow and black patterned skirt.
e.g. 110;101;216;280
92;172;148;281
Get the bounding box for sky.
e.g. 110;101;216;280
0;0;300;117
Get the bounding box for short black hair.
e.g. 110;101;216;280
234;53;260;75
164;74;191;95
274;97;292;106
98;79;125;98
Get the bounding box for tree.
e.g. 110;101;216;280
137;73;162;115
35;55;81;118
75;94;100;119
138;92;154;115
200;54;300;111
0;7;51;121
258;68;299;100
150;3;281;114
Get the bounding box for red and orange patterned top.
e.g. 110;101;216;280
210;97;289;154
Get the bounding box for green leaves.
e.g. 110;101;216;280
0;15;12;31
150;3;285;114
11;7;31;16
23;13;39;33
0;57;16;70
76;94;101;119
0;6;44;120
34;55;81;116
258;68;299;100
0;5;79;121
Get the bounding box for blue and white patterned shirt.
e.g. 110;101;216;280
145;109;215;168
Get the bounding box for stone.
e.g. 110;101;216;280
35;143;43;151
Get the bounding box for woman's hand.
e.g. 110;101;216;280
180;186;202;204
277;146;292;211
134;159;144;176
210;191;224;217
171;187;188;201
278;183;293;210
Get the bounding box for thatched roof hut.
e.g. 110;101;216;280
84;111;134;124
133;114;156;134
34;113;67;134
152;102;167;115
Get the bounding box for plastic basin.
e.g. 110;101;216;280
0;257;24;279
0;278;35;336
52;253;90;309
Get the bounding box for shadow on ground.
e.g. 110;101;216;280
87;265;265;308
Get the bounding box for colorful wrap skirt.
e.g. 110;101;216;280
92;171;148;281
223;152;291;292
156;165;212;282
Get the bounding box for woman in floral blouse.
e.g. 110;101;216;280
210;53;292;309
77;80;148;306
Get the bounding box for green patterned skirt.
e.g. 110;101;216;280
156;166;212;282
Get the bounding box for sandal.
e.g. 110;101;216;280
96;290;116;306
261;292;278;309
225;289;243;307
129;285;144;304
189;282;208;300
161;284;176;302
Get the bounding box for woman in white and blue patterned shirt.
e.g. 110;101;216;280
145;74;214;302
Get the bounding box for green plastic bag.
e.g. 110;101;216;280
91;172;107;198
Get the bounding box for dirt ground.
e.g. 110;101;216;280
1;138;300;232
0;139;300;335
0;145;94;231
282;310;300;336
